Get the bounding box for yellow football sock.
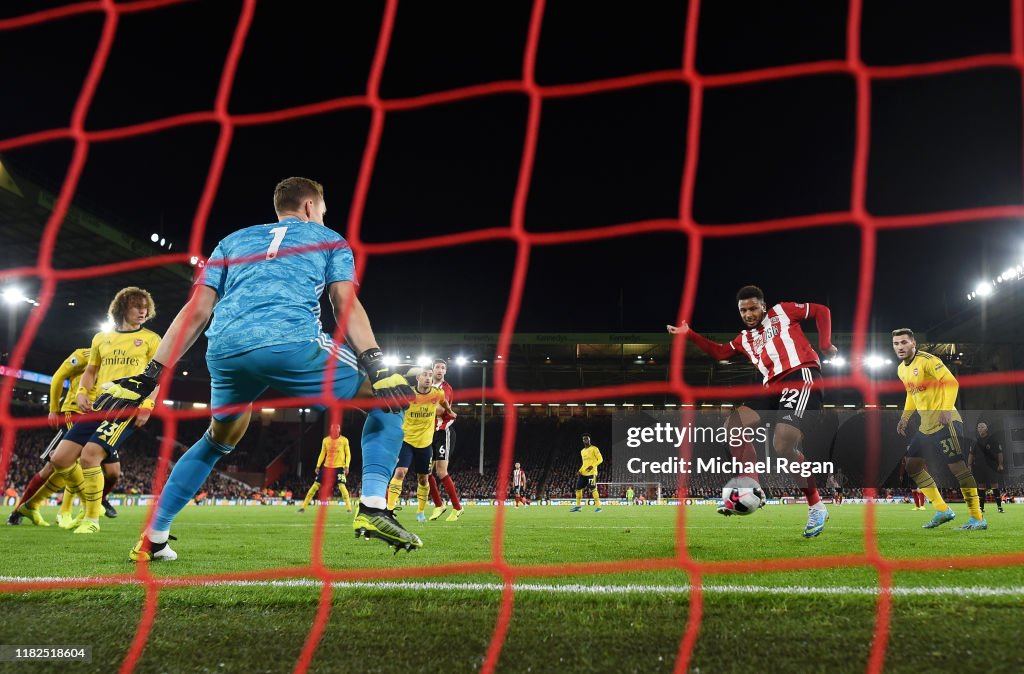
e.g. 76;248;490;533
25;471;66;510
339;484;351;509
80;466;103;521
952;466;983;520
592;489;601;508
910;469;948;512
575;489;583;506
301;482;320;510
387;477;403;511
59;485;75;515
417;482;429;513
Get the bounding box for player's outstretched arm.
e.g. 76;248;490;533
802;303;838;357
668;320;736;361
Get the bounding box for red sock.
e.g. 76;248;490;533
427;474;443;507
441;474;461;510
730;441;759;480
102;476;118;499
15;472;48;510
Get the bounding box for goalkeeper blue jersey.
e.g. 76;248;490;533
199;217;356;360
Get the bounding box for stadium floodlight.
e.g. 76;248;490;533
864;354;887;369
416;355;431;367
2;287;24;305
455;355;468;366
193;402;208;409
151;233;159;242
975;281;993;297
189;256;199;266
827;356;847;367
160;237;166;247
967;293;973;301
98;318;115;332
382;354;399;367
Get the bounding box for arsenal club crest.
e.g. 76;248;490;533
134;339;144;347
912;368;919;376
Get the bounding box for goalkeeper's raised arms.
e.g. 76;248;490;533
93;360;164;416
358;348;414;413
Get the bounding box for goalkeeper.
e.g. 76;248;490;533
104;178;417;561
298;424;352;513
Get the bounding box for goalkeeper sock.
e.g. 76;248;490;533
360;409;404;510
592;489;601;508
387;478;403;511
152;431;234;533
910;469;948;512
575;490;583;506
339;484;351;509
417;481;429;513
301;482;321;510
952;466;982;520
428;474;443;507
441;475;461;510
81;466;104;521
23;471;63;510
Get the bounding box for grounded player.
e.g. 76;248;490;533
569;434;603;513
97;177;416;560
512;462;530;508
668;285;837;538
8;348;120;525
19;289;160;534
970;420;1004;515
893;328;985;530
387;368;456;521
298;423;352;513
426;358;463;522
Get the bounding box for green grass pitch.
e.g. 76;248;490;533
1;503;1021;673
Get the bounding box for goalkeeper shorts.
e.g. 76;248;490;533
207;338;361;421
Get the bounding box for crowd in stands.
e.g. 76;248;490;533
5;402;1024;505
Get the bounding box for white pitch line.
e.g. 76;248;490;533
1;576;1022;598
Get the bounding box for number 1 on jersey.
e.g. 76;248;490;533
266;226;288;260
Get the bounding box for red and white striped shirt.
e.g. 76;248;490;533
513;469;526;488
688;302;832;384
434;380;456;431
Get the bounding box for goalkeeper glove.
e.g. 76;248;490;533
358;348;414;413
93;360;164;416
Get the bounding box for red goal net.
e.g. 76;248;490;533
2;1;1024;672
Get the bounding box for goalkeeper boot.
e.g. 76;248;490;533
923;508;956;529
802;507;829;538
955;517;988;531
6;510;23;525
16;505;50;527
568;506;582;513
129;534;178;562
353;504;422;553
428;506;447;522
72;520;100;534
445;508;463;522
102;498;118;518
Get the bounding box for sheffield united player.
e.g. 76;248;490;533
668;285;837;538
512;462;530;507
427;358;464;522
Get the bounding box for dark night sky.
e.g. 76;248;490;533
3;0;1024;342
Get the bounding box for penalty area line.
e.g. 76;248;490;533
1;576;1022;598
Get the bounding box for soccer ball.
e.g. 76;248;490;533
720;477;766;515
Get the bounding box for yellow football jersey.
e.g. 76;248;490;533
403;388;445;448
897;350;961;435
50;348;91;413
87;327;161;398
317;435;350;469
580;445;603;476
